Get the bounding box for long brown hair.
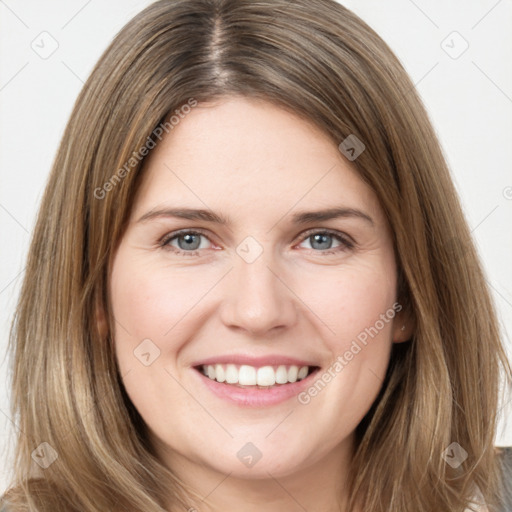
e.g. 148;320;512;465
3;0;511;510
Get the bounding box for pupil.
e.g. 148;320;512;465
312;233;331;250
176;233;333;251
180;234;200;250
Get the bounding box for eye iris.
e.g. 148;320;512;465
311;233;332;250
178;233;201;250
172;232;339;252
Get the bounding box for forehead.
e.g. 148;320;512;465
131;96;383;226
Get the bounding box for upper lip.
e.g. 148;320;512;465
192;354;319;368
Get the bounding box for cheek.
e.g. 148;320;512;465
108;252;204;428
296;264;397;408
307;261;397;347
109;250;210;367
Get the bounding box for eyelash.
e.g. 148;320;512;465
158;228;355;257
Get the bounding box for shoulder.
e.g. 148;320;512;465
0;501;11;512
496;445;512;468
464;448;512;512
496;446;512;511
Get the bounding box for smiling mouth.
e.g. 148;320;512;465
195;363;320;389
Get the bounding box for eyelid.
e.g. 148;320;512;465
295;227;356;248
158;227;211;246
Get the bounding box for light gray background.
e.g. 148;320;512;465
1;0;511;494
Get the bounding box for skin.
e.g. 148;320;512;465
108;96;412;512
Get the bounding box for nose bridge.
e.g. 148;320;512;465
220;237;297;334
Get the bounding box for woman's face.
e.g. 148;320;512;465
109;96;407;482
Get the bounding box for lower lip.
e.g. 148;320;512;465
193;368;320;407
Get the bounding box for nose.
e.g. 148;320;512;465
219;248;298;336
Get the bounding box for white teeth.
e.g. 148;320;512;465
215;364;225;382
239;365;256;385
225;364;238;384
287;365;298;383
297;366;308;380
275;365;288;384
257;366;275;386
200;363;312;386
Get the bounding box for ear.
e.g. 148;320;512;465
391;304;415;343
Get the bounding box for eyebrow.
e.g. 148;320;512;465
136;206;374;226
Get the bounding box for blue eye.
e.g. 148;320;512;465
160;230;211;256
298;231;354;253
159;229;354;256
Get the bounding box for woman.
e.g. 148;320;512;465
2;0;511;510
